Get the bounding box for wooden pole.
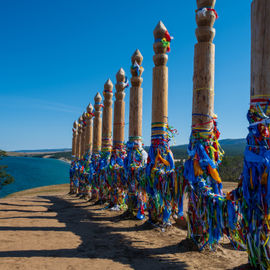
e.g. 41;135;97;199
183;0;221;246
243;1;270;267
102;79;113;153
192;0;217;129
76;116;83;159
72;121;78;159
81;112;87;158
152;21;169;130
251;0;270;100
93;93;103;154
84;103;94;155
126;49;146;217
129;49;143;144
147;21;174;225
113;68;127;149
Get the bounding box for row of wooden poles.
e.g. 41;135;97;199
68;0;270;268
72;0;270;162
72;15;171;162
72;49;143;161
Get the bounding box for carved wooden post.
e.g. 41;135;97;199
70;121;78;193
93;93;103;154
76;116;83;159
72;121;78;159
102;79;113;153
250;0;270;100
239;1;270;267
192;0;217;129
75;122;80;159
152;21;169;132
147;21;174;225
85;104;94;156
109;68;128;210
113;68;127;149
126;49;148;218
81;112;87;158
183;1;223;249
129;49;143;145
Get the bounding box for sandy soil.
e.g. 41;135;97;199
0;182;249;270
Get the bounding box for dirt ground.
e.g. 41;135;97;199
0;182;250;270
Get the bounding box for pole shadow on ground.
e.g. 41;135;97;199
0;195;188;270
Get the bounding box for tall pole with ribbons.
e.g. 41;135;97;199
102;79;113;160
70;121;78;194
126;49;148;219
99;79;114;201
81;112;87;158
235;0;270;267
93;93;103;154
77;116;83;160
90;93;103;199
85;103;94;157
146;21;175;225
183;0;224;248
72;121;78;160
110;68;128;210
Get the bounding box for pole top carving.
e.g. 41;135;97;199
78;116;83;134
132;49;143;66
103;79;113;103
103;79;114;102
86;103;93;114
131;49;143;87
82;112;87;122
153;21;172;66
116;68;126;83
94;92;103;113
115;68;127;101
195;0;217;43
73;121;77;134
80;114;86;128
104;79;113;91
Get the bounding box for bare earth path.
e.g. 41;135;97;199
0;183;249;270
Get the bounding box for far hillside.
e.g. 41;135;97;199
170;138;246;160
14;148;71;153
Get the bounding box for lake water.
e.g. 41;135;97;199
0;156;70;198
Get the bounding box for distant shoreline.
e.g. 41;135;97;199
55;157;71;164
42;155;71;164
6;151;72;164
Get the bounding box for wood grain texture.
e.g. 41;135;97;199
129;49;143;140
102;79;113;151
251;0;270;99
152;21;169;131
93;93;103;154
113;68;126;146
85;104;94;154
72;121;78;157
192;0;216;130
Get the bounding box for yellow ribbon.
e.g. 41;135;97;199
154;148;170;168
250;168;254;189
194;158;203;176
261;168;268;185
208;165;222;183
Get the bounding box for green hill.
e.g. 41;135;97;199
170;138;246;160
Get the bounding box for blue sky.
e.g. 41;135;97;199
0;0;251;151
